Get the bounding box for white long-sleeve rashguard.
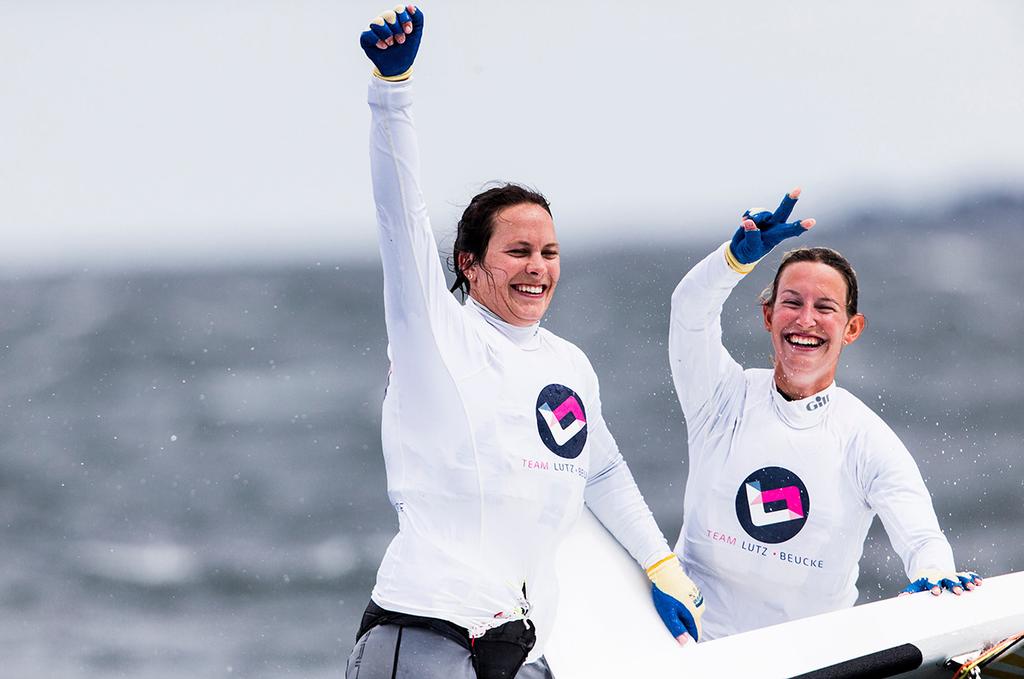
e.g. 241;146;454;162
669;242;955;640
366;77;670;661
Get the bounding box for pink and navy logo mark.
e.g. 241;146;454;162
536;384;587;459
735;466;810;543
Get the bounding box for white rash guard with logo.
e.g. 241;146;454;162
367;77;670;661
669;243;956;640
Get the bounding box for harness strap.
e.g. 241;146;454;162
356;601;537;679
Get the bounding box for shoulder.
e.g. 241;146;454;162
540;328;588;358
540;328;600;380
833;387;894;430
745;368;773;385
832;386;909;457
456;301;496;346
742;368;773;397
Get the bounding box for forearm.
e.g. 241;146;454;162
670;242;747;332
669;241;746;420
878;488;955;579
368;76;460;354
584;455;670;570
369;76;440;284
865;439;956;577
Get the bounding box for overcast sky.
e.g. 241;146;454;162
2;1;1022;273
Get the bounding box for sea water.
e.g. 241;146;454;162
2;196;1021;677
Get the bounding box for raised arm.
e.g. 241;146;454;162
668;242;747;425
362;7;478;370
669;189;813;431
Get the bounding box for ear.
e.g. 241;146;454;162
843;313;866;346
762;302;773;332
457;251;475;278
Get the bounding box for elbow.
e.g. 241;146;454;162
670;279;691;323
670;276;690;308
587;454;626;486
670;279;706;333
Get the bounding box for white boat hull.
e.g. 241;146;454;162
547;508;1024;678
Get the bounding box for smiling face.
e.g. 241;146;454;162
762;260;865;399
462;202;560;326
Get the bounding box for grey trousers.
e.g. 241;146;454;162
345;624;555;679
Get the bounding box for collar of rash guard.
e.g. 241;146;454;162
466;296;541;350
770;380;837;430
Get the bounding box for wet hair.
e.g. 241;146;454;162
448;183;552;297
760;247;860;316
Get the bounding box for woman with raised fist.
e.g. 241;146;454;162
347;6;703;678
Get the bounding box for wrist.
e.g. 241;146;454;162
373;67;412;82
725;244;757;274
646;553;679;579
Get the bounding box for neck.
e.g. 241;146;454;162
773;365;835;400
466;297;540;348
467;292;537;328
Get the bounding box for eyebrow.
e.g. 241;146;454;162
780;289;840;304
506;241;559;249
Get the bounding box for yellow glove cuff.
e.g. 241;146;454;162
646;553;678;577
646;553;705;638
725;245;757;275
373;67;412;82
647;554;701;600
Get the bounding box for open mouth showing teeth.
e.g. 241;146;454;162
512;284;545;295
785;333;824;348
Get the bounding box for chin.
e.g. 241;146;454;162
781;360;826;380
515;304;548;323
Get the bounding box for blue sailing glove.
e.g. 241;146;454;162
726;189;813;273
902;569;983;596
647;554;704;644
359;5;424;81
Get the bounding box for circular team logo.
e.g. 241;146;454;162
535;384;587;459
735;466;810;544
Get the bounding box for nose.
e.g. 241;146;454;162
525;252;545;276
796;303;817;327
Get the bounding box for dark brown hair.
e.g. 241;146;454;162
760;247;859;316
448;183;552;297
